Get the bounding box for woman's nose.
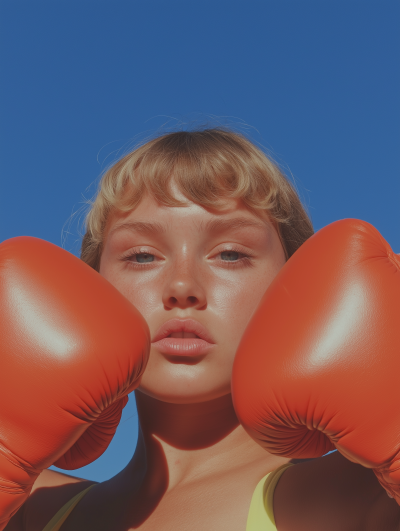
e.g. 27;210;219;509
162;263;207;310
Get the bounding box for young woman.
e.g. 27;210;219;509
6;129;400;530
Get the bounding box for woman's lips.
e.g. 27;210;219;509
151;319;215;357
153;337;214;356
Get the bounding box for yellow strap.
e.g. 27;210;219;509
246;463;293;531
42;484;95;531
263;463;293;524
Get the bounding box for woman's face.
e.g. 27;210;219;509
100;187;286;404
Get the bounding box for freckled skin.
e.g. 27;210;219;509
99;190;286;405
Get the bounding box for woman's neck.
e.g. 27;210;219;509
124;391;282;494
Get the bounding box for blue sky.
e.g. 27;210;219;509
1;0;399;481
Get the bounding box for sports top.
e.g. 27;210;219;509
42;463;293;531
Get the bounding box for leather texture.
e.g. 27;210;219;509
232;219;400;503
0;237;150;528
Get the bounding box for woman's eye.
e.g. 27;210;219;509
135;253;155;263
214;249;254;268
121;250;159;269
220;251;240;261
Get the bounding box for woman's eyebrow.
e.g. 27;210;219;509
109;221;167;236
201;217;268;234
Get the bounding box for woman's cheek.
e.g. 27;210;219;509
210;272;272;336
116;276;161;322
100;259;161;315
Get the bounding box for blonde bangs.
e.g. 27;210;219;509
82;129;313;270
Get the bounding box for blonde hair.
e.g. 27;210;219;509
81;129;313;270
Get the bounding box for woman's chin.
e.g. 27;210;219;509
136;353;233;404
137;378;231;405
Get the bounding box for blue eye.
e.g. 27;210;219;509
135;253;154;263
221;251;240;261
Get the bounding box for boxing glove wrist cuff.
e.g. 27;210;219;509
0;447;41;523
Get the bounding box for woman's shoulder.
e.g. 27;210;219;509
31;469;89;491
274;452;400;531
5;470;96;531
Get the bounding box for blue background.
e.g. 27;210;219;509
1;0;399;481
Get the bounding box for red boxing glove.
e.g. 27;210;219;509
232;219;400;502
0;237;150;528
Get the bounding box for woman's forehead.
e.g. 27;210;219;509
107;191;271;235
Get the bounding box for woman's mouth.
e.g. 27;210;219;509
151;319;215;357
168;331;199;338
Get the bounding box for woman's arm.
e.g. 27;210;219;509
274;452;400;531
5;470;94;531
0;237;149;528
232;219;400;524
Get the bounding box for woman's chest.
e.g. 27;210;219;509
63;474;258;531
137;481;255;531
